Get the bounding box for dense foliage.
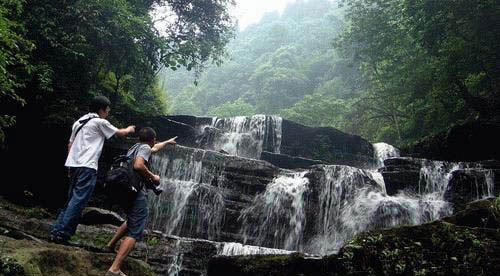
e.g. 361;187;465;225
163;0;499;145
337;0;500;143
0;0;235;147
0;0;32;144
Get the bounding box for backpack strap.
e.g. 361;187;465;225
128;143;142;160
74;116;97;139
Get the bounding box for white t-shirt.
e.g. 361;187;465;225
65;113;118;170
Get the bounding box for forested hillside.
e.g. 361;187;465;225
162;0;499;146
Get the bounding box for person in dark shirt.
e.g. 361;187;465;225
105;127;176;276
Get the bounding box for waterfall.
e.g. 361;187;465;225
145;136;495;258
200;115;282;159
418;160;494;200
307;165;379;255
167;240;183;276
418;160;461;196
218;242;294;256
306;162;458;255
370;142;401;192
486;169;495;197
240;171;308;251
373;142;400;168
148;146;225;240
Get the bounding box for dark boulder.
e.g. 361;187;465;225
380;158;423;196
80;207;124;227
166;115;213;128
444;169;499;211
260;151;327;169
162;116;376;167
208;253;323;276
207;218;500;276
280;119;374;167
407;120;500;162
333;220;500;276
443;198;500;229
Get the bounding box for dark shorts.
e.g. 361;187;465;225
126;189;148;240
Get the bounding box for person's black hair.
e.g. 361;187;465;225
90;96;111;113
139;127;157;143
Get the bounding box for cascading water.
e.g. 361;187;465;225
218;242;294;256
306;165;380;254
166;240;183;276
200;115;282;159
145;130;495;258
418;160;461;196
369;142;401;192
486;169;495;197
148;146;225;240
240;171;309;251
306;157;460;255
373;142;400;168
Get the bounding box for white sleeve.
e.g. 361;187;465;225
68;122;78;143
98;119;118;139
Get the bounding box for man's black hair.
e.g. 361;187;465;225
90;96;111;113
139;127;157;143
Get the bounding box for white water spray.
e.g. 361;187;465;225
240;171;309;251
373;142;400;168
203;115;282;159
148;146;225;240
218;242;294;256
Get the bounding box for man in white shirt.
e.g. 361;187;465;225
50;96;135;244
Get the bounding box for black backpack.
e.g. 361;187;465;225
104;145;143;209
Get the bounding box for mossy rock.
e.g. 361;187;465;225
0;236;155;276
443;198;500;228
208;221;500;276
208;253;324;276
334;221;500;276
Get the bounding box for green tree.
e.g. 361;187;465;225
0;0;33;145
206;98;256;117
0;0;235;136
336;0;499;144
280;79;349;129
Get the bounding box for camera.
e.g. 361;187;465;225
145;181;163;195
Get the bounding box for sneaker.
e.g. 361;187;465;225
48;234;69;246
105;270;127;276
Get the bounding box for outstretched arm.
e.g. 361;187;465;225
115;125;136;138
151;136;177;153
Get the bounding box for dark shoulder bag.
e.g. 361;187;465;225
104;144;143;209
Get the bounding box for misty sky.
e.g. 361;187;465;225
232;0;297;30
153;0;297;33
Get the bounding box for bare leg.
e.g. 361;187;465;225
107;221;128;250
108;236;136;273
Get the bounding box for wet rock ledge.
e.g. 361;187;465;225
208;197;500;276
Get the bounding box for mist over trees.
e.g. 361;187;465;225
162;0;499;146
163;0;347;116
